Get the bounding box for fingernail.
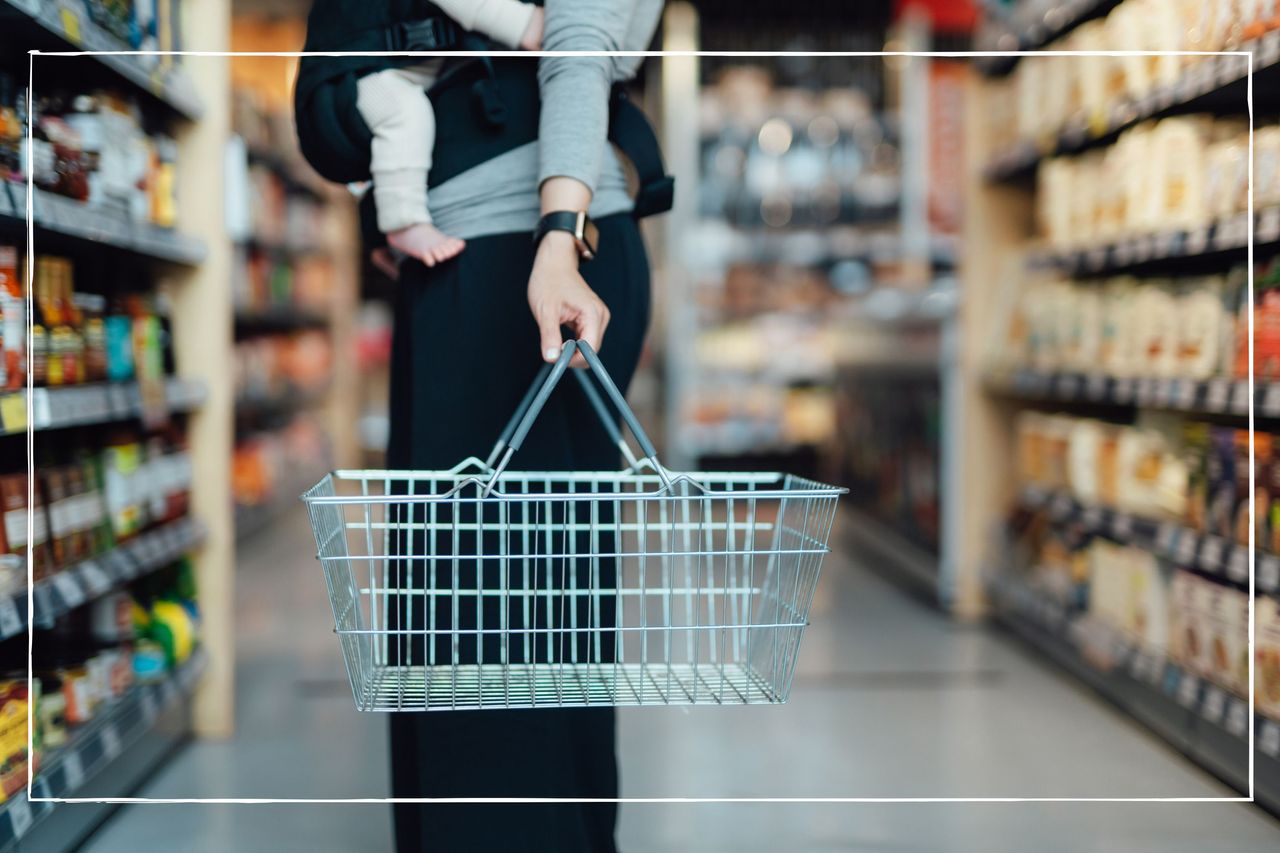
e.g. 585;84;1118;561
545;348;559;361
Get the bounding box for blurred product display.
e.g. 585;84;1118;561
975;0;1280;814
674;57;959;481
0;76;181;229
224;34;360;540
0;2;221;847
3;1;1280;850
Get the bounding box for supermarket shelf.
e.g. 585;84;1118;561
841;506;939;593
245;146;327;201
0;515;206;643
239;236;330;260
983;33;1274;182
0;184;207;266
235;385;331;425
235;469;327;543
974;0;1121;77
1016;484;1280;597
233;305;330;334
989;574;1279;809
0;648;207;851
1;0;203;120
1028;207;1280;277
0;377;207;437
984;369;1280;420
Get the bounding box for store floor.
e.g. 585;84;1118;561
83;508;1280;852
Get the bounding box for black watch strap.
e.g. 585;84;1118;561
533;211;598;260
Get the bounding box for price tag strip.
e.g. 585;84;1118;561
78;560;112;596
1198;536;1224;575
1200;685;1226;725
1225;547;1249;583
1177;672;1200;709
0;597;24;641
1261;720;1280;758
6;793;33;840
1261;554;1280;594
50;572;85;610
1224;699;1249;738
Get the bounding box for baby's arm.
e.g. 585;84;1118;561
434;0;541;50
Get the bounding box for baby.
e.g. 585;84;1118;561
357;1;544;266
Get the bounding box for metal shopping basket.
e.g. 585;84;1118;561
302;340;844;711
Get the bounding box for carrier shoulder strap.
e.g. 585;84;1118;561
608;86;675;219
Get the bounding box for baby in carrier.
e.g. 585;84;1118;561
357;1;543;266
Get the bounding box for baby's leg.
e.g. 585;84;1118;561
355;68;465;267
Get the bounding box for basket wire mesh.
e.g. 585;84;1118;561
302;341;844;711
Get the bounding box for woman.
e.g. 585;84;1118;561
379;1;665;850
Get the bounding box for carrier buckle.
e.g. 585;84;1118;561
387;18;457;52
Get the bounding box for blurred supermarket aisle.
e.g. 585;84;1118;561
81;507;1280;852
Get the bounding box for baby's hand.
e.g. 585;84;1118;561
519;6;543;51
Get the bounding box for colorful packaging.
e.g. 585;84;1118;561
0;246;23;391
0;680;34;800
1205;426;1237;539
1198;583;1249;694
1183;422;1210;532
1233;430;1270;546
1258;597;1280;721
0;473;51;577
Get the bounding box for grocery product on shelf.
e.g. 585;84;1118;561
0;677;35;800
232;413;331;517
234;330;332;407
993;267;1246;379
0;427;192;596
1013;409;1280;545
1036;117;1265;248
984;0;1276;154
3;78;183;227
0;245;23;390
1260;597;1280;720
990;258;1280;383
1009;505;1258;701
0;248;179;391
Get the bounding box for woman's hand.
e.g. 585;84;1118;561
528;230;609;366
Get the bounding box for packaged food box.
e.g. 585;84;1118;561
1197;582;1249;694
1233;430;1270;546
1257;597;1280;721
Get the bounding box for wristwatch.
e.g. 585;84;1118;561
533;210;598;261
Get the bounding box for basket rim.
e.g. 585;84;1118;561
299;458;847;505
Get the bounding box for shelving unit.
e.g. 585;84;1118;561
0;0;203;119
989;573;1277;805
982;40;1269;182
1016;484;1280;595
0;516;207;642
973;0;1121;76
961;0;1280;812
0;377;206;437
4;6;236;822
985;370;1280;418
225;25;360;537
0;185;207;266
0;649;207;850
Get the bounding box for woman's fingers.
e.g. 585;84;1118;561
536;302;565;363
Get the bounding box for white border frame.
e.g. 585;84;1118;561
19;47;1258;808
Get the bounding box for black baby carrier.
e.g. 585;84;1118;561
293;0;673;218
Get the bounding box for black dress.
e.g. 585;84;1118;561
385;214;651;852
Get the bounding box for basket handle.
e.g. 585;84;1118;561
483;340;671;494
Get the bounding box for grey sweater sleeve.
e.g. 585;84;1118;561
536;0;646;193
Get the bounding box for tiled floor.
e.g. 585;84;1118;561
81;508;1280;852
